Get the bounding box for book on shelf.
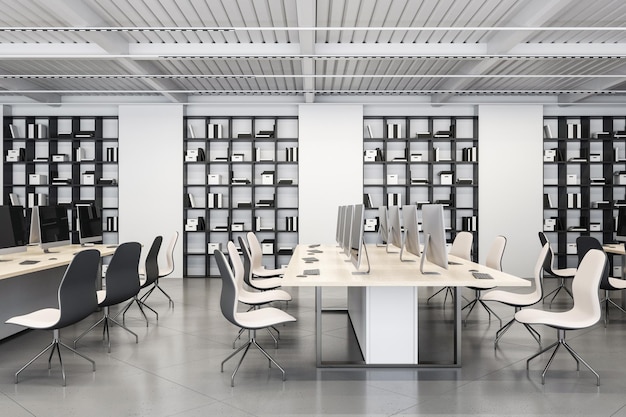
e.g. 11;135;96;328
278;178;293;185
9;193;20;206
411;178;429;184
255;127;275;138
592;200;611;208
461;216;477;232
567;192;582;208
73;130;95;138
212;225;228;232
106;216;119;232
567;226;587;232
366;124;373;138
567;122;582;139
590;177;606;185
256;198;275;208
387;123;401;139
232;178;251;185
187;125;195;138
387;193;402;207
237;201;252;208
277;247;294;255
207;123;223;139
416;131;431;138
543;194;554;209
434;130;452;138
27;193;47;207
456;178;473;185
237;133;252;139
286;216;298;232
8;124;17;138
51;177;72;185
106;147;119;162
285;147;298;162
208;193;223;209
27;123;48;139
615;130;626;138
592;131;612;139
184;193;197;208
363;193;373;209
543;125;553;139
461;147;477;162
568;157;587;162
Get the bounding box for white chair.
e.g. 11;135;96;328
5;249;101;385
538;232;576;305
141;231;178;307
462;235;506;326
238;236;283;291
427;231;473;304
481;243;550;348
515;249;605;386
214;249;296;387
227;241;292;348
246;231;286;278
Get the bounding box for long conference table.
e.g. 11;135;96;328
282;244;530;367
0;244;116;340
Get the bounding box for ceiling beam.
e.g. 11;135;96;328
37;0;186;103
297;0;316;103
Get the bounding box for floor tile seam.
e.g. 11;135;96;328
0;389;36;417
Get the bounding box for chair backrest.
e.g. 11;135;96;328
158;231;178;277
237;236;254;287
485;235;507;271
56;249;101;328
576;236;610;290
214;249;240;327
538;231;557;275
449;231;473;260
227;241;245;292
246;232;264;271
571;249;604;324
528;243;551;304
102;242;141;306
143;236;162;287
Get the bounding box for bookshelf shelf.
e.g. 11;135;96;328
2;115;119;245
363;115;479;258
543;115;626;271
183;115;299;278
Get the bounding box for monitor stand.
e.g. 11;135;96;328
419;234;439;275
351;242;371;275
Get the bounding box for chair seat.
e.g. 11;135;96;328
608;277;626;290
96;289;107;305
249;276;283;289
6;308;61;329
468;284;496;291
481;289;539;307
252;267;286;278
515;308;599;330
236;307;296;330
239;289;292;305
550;267;576;278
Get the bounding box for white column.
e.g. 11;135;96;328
478;105;544;277
118;105;183;277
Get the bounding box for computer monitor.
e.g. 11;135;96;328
341;204;353;256
336;205;346;245
377;206;389;246
617;206;626;243
387;205;402;251
35;205;71;253
0;205;27;259
77;204;103;245
420;204;449;275
349;204;370;273
400;204;421;261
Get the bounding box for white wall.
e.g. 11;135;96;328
119;105;183;277
299;104;364;244
478;105;544;277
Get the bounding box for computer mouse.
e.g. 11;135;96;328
49;257;57;260
468;269;478;272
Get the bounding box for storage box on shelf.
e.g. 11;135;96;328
543;115;626;272
2;115;119;247
183;115;298;277
363;116;479;259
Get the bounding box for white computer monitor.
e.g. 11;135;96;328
0;205;27;259
35;205;71;253
420;204;449;275
387;205;403;250
341;204;353;257
77;204;103;245
377;206;388;246
401;204;421;261
336;205;346;246
349;204;370;273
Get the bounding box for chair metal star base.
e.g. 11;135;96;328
494;315;541;348
526;328;599;386
73;306;139;353
542;277;573;306
15;329;96;386
221;329;286;387
140;279;174;308
600;290;626;326
427;286;454;305
118;296;159;326
462;289;502;327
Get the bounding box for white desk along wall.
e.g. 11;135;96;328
282;244;529;367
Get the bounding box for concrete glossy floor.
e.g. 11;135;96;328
1;278;626;416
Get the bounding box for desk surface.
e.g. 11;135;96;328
604;244;625;255
0;244;117;280
282;244;530;288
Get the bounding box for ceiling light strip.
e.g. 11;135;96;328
1;74;625;79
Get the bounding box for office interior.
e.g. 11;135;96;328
2;0;626;415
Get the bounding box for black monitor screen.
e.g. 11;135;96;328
77;205;103;243
0;205;27;251
38;206;70;244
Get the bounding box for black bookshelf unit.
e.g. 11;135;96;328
543;115;626;271
363;115;479;259
2;115;119;245
183;115;299;278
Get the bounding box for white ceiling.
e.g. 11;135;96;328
0;0;625;104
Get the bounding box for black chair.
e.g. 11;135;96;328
73;242;142;352
141;231;177;307
120;236;162;326
538;231;576;305
576;236;623;326
5;249;101;385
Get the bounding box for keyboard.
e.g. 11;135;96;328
19;260;40;265
304;268;320;275
472;272;493;280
